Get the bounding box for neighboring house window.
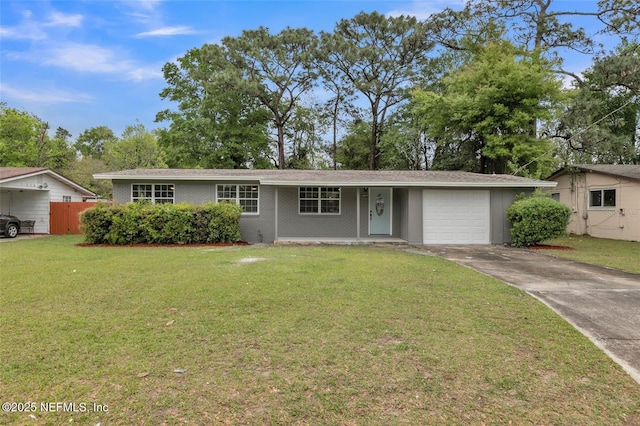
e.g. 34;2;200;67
132;184;174;204
62;195;72;202
216;184;259;214
299;187;341;214
589;189;616;208
550;193;560;202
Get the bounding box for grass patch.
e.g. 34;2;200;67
541;234;640;274
1;236;639;425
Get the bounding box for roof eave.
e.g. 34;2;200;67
264;180;557;188
95;174;556;188
93;174;260;182
3;169;95;196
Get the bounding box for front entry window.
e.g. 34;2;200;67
299;187;341;214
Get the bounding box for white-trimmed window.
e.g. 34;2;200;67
132;184;174;204
589;189;616;209
216;184;259;214
62;195;72;202
299;187;341;214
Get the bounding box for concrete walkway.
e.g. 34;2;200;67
0;234;49;242
408;244;640;385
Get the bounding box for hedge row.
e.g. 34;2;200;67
80;201;243;245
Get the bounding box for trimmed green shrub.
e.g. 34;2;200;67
507;193;572;247
80;201;243;245
78;202;114;244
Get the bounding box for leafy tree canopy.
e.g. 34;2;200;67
412;39;563;177
103;123;167;170
75;126;117;160
0;103;75;170
320;11;434;169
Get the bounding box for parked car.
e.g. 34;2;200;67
0;214;21;238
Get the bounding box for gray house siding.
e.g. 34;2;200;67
392;188;407;239
358;189;368;237
489;188;532;244
276;187;359;239
110;179;535;245
406;188;424;245
241;186;276;243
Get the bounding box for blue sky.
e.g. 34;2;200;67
0;0;617;141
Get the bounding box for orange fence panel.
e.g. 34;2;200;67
49;202;94;235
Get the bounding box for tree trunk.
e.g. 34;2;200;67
369;120;377;170
277;125;285;169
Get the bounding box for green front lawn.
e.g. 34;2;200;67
541;234;640;274
1;236;639;425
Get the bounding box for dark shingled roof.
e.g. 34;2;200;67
550;164;640;182
94;169;555;187
574;164;640;181
0;167;47;180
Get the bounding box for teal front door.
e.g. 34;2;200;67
369;188;391;235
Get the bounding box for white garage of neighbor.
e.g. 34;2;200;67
423;189;490;244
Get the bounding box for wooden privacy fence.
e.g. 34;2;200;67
50;202;94;235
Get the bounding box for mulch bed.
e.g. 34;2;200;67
76;241;250;248
527;245;574;251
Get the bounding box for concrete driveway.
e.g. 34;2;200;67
412;244;640;385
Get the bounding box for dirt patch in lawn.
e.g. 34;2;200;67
236;257;267;264
528;245;574;251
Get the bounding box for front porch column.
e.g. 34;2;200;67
356;187;360;241
274;187;279;242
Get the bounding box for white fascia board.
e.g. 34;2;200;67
93;174;261;182
3;169;95;195
262;180;558;188
48;171;96;195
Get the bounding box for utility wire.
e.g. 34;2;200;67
511;97;636;175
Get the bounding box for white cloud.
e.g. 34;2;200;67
136;25;197;37
46;11;84;28
48;42;164;81
6;42;163;82
126;66;164;81
0;20;48;41
120;0;163;25
0;9;83;40
386;0;465;20
0;84;93;105
44;43;130;74
131;0;163;11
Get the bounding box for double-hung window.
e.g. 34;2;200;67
132;184;174;204
216;184;259;214
589;189;616;209
299;187;341;214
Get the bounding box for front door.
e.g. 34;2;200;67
369;188;391;235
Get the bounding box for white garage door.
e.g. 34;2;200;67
423;189;490;244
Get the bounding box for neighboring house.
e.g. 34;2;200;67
0;167;96;234
547;164;640;242
95;169;555;245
